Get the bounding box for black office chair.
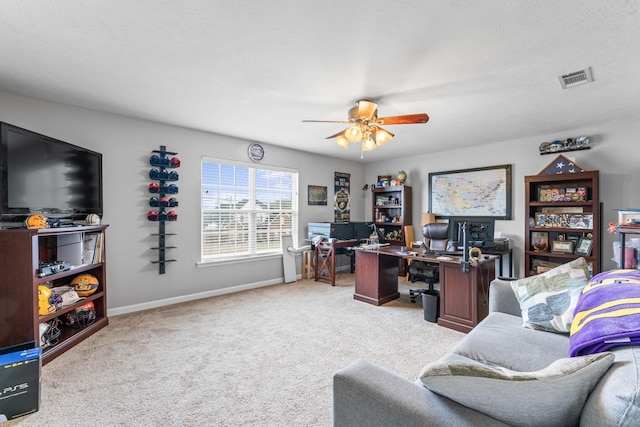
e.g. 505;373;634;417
409;222;449;303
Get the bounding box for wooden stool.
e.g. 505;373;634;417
302;249;313;280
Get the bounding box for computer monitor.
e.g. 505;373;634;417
351;222;374;239
447;217;496;249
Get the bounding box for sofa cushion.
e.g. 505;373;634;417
510;257;589;333
451;312;569;372
419;352;614;427
580;346;640;426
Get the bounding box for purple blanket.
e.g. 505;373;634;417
569;269;640;357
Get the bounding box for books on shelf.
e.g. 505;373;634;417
82;232;104;265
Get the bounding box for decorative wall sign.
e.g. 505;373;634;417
429;164;512;219
307;185;327;205
334;172;350;222
247;143;264;162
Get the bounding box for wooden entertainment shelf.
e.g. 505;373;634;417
0;225;109;365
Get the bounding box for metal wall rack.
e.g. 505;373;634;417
148;145;180;274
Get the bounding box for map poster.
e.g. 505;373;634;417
334;172;351;222
429;164;512;219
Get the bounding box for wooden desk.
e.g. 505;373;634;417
353;249;400;305
354;246;496;332
437;259;495;333
314;239;360;286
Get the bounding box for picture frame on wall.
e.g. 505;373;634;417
575;238;593;256
307;185;327;206
428;164;512;219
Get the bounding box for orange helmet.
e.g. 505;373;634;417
25;214;48;229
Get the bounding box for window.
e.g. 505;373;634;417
201;157;298;262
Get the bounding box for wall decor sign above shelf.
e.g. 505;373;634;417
539;136;590;155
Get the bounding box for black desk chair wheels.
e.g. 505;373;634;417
408;261;438;302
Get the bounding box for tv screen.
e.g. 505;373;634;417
0;122;103;221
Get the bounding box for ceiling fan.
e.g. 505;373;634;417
302;99;429;157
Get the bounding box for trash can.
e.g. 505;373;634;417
422;290;440;323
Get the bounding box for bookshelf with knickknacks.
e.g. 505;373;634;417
372;184;412;246
524;165;600;277
0;224;109;365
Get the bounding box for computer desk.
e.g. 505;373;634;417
354;246;498;333
314;239;361;286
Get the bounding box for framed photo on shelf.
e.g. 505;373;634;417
377;175;391;187
552;240;574;254
531;231;549;251
575;238;593;256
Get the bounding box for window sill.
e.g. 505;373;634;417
196;252;282;268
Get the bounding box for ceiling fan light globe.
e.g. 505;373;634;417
345;125;363;143
334;135;349;149
362;137;377;151
373;128;393;146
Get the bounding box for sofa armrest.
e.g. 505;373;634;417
333;359;507;427
488;278;522;317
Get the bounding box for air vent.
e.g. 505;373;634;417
558;68;593;89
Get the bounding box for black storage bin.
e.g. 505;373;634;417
422;290;440;323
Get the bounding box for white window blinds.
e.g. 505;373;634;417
201;158;298;261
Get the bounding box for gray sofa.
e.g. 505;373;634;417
333;277;640;426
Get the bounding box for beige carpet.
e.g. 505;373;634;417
8;274;464;427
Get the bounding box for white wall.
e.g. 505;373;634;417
365;121;640;277
0;92;366;314
2;91;638;313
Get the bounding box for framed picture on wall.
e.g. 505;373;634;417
428;164;512;219
307;185;327;206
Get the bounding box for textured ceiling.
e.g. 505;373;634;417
1;1;639;162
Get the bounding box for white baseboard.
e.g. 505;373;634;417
108;276;289;317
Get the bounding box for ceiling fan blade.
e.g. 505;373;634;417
377;113;429;125
325;129;348;139
356;100;378;121
302;119;352;124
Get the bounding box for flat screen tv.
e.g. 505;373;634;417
0;122;103;222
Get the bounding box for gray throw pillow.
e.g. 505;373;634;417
510;257;589;333
419;352;614;427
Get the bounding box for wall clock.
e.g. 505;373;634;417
248;143;264;162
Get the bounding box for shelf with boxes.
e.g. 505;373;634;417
524;170;600;277
147;145;180;274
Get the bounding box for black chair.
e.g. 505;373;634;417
408;222;449;303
